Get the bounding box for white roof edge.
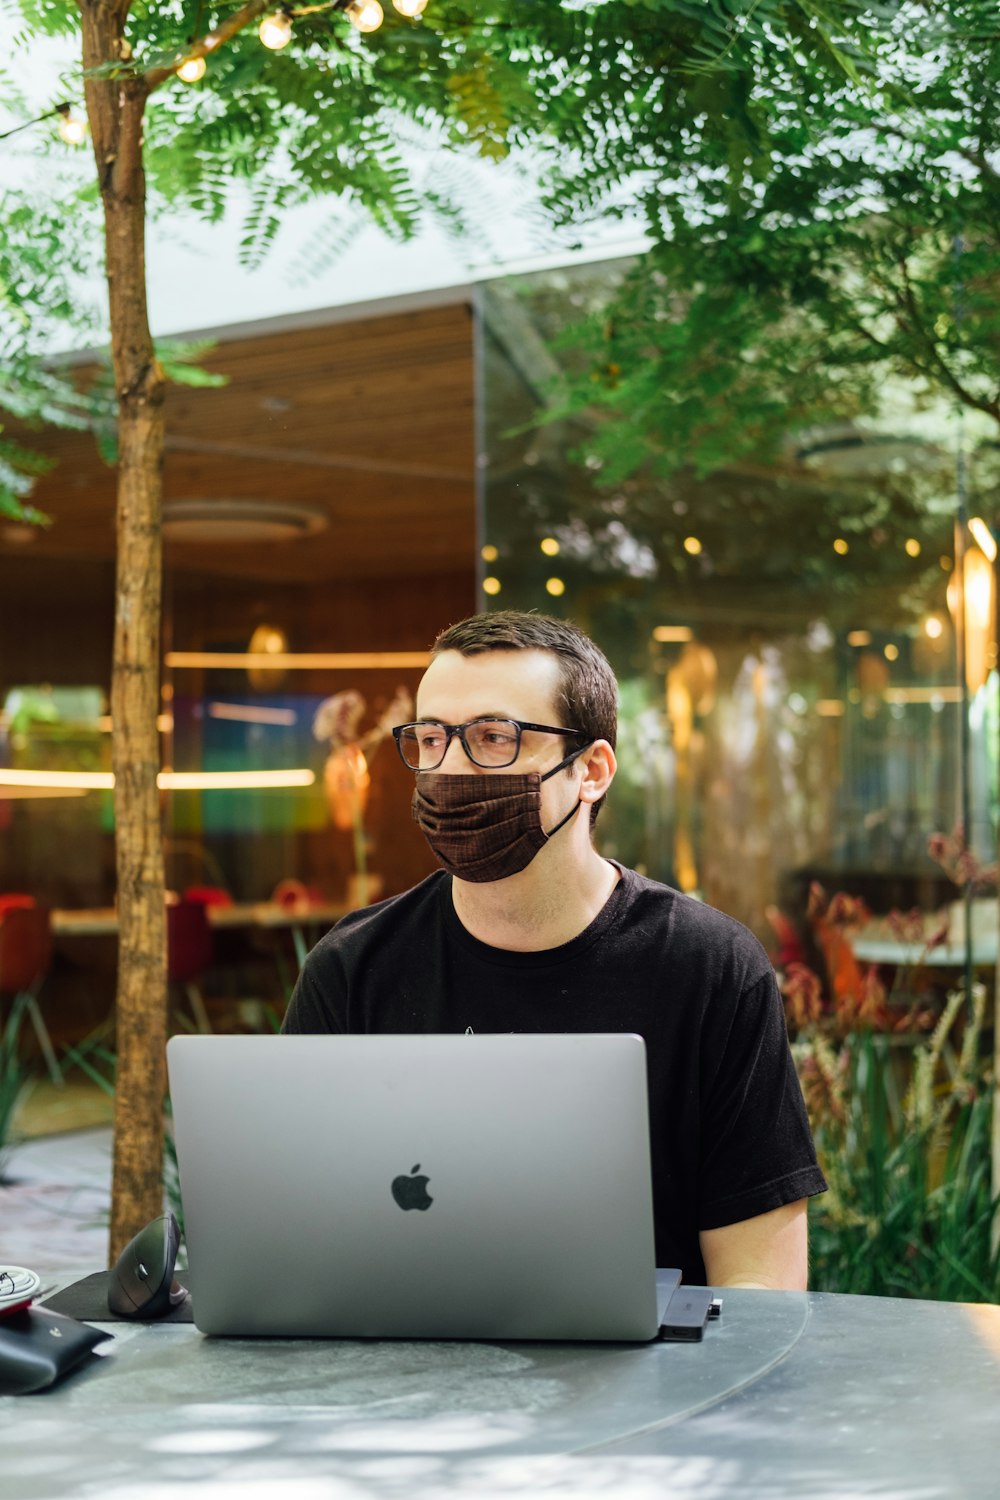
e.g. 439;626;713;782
159;231;648;348
167;280;481;347
58;233;649;363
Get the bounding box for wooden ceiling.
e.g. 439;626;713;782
2;296;477;585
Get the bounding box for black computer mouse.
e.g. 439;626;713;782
107;1211;187;1319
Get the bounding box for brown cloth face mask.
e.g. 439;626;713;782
412;747;589;884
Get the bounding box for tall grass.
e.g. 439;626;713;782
795;987;1000;1301
0;994;35;1181
63;1038;185;1237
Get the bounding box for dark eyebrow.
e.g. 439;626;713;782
414;713;514;724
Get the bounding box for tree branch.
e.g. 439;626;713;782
896;257;1000;422
144;0;274;93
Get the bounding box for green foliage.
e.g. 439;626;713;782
1;0;889;518
155;339;227;390
0;994;36;1179
6;1;991;536
0;187;112;519
542;1;1000;478
797;993;1000;1301
63;1038;184;1233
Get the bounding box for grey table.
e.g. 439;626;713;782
4;1273;1000;1499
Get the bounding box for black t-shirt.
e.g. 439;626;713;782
283;865;827;1283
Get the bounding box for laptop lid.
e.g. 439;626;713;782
166;1032;662;1342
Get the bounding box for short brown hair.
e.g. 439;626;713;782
431;611;617;820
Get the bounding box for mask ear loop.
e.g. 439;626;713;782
539;741;593;840
539;740;593;783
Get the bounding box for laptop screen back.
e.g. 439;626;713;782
166;1032;660;1341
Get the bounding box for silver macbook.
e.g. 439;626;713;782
166;1032;664;1342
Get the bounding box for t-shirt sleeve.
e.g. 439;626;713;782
697;968;826;1230
281;949;346;1034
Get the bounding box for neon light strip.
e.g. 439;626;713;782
0;787;88;800
162;770;315;789
0;769;316;790
165;651;430;670
0;771;114;788
207;703;298;726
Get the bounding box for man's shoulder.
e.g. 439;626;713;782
616;867;773;979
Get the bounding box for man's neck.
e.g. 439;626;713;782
450;847;620;953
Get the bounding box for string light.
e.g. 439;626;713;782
177;56;207;82
0;0;432;149
56;104;87;145
346;0;384;31
0;102;88;146
259;9;294;48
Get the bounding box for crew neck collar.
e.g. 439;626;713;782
438;861;632;968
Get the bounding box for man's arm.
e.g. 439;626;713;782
700;1199;809;1290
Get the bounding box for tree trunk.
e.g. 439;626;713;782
80;1;168;1264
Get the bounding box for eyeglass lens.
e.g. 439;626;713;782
398;720;521;769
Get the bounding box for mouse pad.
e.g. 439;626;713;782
42;1271;195;1324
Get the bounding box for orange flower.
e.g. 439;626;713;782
825;892;871;931
782;962;824;1029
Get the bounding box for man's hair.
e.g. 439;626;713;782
431;611;618;821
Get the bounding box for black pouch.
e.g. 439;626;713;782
0;1306;112;1394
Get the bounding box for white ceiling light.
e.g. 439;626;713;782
162;499;328;544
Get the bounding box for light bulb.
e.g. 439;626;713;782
177;56;207;82
393;0;427;14
259;11;293;49
56;107;87;146
347;0;384;32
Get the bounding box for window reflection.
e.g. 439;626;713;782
478;259;997;940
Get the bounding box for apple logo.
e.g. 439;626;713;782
391;1164;433;1211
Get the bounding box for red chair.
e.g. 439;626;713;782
167;900;214;1033
0;901;62;1085
0;893;36;918
182;886;233;909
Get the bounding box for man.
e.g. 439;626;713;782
284;611;827;1288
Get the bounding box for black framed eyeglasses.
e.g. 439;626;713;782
393;717;586;771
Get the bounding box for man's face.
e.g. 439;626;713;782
414;648;573;776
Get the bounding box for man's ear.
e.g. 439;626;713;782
578;740;616;807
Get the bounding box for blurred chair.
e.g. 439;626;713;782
183;885;233;910
167;899;214;1033
0;900;62;1086
0;894;36;916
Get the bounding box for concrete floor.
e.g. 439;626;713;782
0;1123;112;1276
